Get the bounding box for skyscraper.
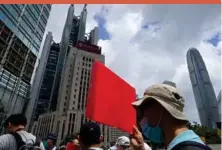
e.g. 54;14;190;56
24;32;53;128
26;42;60;131
55;44;105;145
217;90;221;128
77;4;87;42
28;5;91;126
0;5;51;115
31;5;126;147
187;47;220;129
89;27;99;45
69;16;79;46
49;5;74;113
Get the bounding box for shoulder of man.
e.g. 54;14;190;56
17;130;40;144
0;133;17;149
0;133;15;141
15;131;45;150
171;141;212;150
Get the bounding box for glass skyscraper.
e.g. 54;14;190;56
33;42;60;121
0;5;51;115
187;47;220;129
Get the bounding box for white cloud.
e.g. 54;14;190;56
42;4;221;124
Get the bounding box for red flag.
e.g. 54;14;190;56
86;60;136;133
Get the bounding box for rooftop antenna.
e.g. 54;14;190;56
83;4;87;9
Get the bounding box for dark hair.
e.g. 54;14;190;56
71;133;79;140
47;133;57;145
79;122;101;147
4;114;27;128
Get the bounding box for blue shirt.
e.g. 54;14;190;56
167;130;204;150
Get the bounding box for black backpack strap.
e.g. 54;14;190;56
11;132;26;150
172;141;212;150
34;137;41;147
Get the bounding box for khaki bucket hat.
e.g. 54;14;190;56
132;83;187;121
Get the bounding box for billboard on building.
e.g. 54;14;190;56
75;41;101;55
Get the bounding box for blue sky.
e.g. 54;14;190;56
93;14;111;40
94;14;221;49
207;32;221;47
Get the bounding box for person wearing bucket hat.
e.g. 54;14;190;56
131;83;212;150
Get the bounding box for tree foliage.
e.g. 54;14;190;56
187;122;221;144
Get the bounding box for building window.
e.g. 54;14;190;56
65;96;68;100
74;95;76;98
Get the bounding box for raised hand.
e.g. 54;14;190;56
130;125;146;150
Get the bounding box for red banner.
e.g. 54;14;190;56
86;60;136;133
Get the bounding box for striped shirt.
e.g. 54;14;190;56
0;130;45;150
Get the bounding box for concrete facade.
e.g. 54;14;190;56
55;47;106;146
109;127;129;143
34;47;129;148
33;5;128;148
31;111;57;139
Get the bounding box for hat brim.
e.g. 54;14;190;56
132;95;187;121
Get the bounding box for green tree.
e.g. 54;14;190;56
187;121;221;144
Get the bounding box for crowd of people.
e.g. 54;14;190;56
0;83;213;150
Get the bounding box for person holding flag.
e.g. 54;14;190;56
130;83;211;150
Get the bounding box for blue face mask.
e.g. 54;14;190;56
140;118;164;144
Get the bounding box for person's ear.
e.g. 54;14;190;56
8;122;13;129
100;135;104;142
